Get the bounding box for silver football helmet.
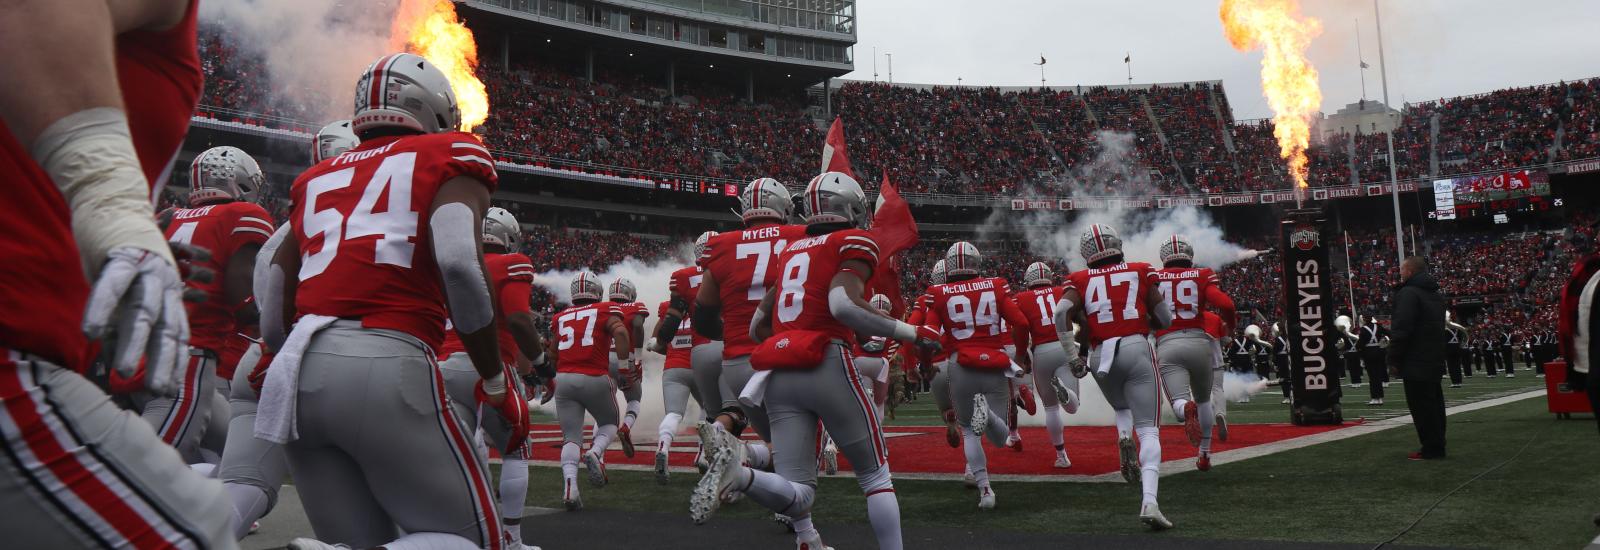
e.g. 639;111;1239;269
1159;235;1195;265
313;119;359;163
930;259;948;286
353;52;461;135
869;294;893;314
188;146;263;207
802;171;870;228
944;242;981;278
482;207;520;251
1079;224;1124;265
1023;262;1054;288
693;231;716;260
571;271;604;304
608;278;638;303
739;177;794;225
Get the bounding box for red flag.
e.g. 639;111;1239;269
820;117;855;179
866;173;918;317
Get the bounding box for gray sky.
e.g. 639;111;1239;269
839;0;1600;121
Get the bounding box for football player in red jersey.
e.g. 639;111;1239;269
1055;224;1176;530
692;171;938;550
258;53;521;549
606;278;649;458
1013;261;1085;469
648;296;706;483
436;206;550;550
906;259;962;448
1151;235;1236;469
692;178;806;473
821;293;899;476
217;119;358;541
650;231;722;475
921;242;1032;510
0;0;236;546
549;272;633;511
1200;311;1232;466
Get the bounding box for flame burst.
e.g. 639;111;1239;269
390;0;488;131
1221;0;1322;190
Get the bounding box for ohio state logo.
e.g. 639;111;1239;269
1291;228;1319;251
776;337;791;349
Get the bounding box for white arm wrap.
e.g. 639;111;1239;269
1149;295;1174;330
749;305;770;343
255;224;291;350
431;203;494;334
829;286;915;341
1053;297;1081;356
32;108;173;272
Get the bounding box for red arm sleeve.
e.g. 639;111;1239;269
1204;285;1236;328
999;294;1031;350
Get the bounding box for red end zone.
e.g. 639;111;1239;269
523;422;1355;478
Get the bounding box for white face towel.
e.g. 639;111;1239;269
1094;336;1123;377
738;369;771;409
254;314;338;444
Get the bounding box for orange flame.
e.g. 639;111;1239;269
1221;0;1322;190
390;0;488;132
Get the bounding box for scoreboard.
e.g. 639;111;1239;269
1429;170;1553;223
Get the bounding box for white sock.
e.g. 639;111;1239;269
499;457;529;521
866;490;903;550
189;463;217;478
658;412;683;449
1137;426;1161;505
224;483;270;540
792;515;816;537
624;401;640;429
745;441;772;469
985;403;1010;446
591;424;618;456
743;468;811;516
1171;398;1190;421
561;441;580;480
382;531;480;549
1198;401;1216;453
1115;409;1134;440
962;431;989;489
1043;407;1064;447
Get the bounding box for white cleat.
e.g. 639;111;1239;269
1216;414;1229;443
248;521;259;535
821;444;838;475
563;478;582;511
1054;454;1073;469
690;438;746;524
796;531;834;550
774;513;796;533
977;485;996;510
1140;502;1174;531
971;394;990;437
696;421;723;460
287;538;350;550
1118;437;1138;484
963;470;978;489
583;451;608;488
655;451;671;485
1049;376;1080;414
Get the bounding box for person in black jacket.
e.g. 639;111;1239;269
1358;316;1388;405
1388;257;1448;460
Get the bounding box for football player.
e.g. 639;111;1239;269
259;53;523;549
1203;310;1232;444
921;242;1032;510
1013;261;1083;469
692;178;807;472
549;272;633;511
436;206;551;550
1151;236;1236;471
649;294;706;483
905;259;960;448
0;0;234;546
650;231;722;475
1055;224;1175;530
693;171;938;550
607;278;649;458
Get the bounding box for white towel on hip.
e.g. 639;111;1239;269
255;314;337;444
738;369;771;408
1095;336;1122;377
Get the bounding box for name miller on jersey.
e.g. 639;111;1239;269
1293;259;1329;390
938;279;998;294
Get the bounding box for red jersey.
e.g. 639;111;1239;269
164;201;274;352
613;301;649;352
699;223;808;358
0;1;202;370
658;301;692;370
288;132;498;350
1151;267;1236;337
765;229;881;346
437;253;535;365
668;265;711;347
1064;262;1156;345
553;301;620;376
924;277;1030;355
1013;286;1063;346
1203;311;1226;339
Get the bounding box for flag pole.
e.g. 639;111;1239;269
1355;18;1368;102
1126;52;1132;84
1344;230;1357;315
1375;0;1406;265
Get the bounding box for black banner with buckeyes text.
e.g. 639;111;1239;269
1280;210;1344;425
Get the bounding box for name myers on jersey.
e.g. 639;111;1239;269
741;225;783;241
1293;259;1328;390
331;140;398;166
939;278;996;294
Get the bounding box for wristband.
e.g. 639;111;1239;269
483;372;507;396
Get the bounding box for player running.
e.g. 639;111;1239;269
550;272;633;511
693;171;938;550
1203;311;1232;448
259;53;523;549
692;178;807;472
650;231;722;475
607;278;649;458
920;242;1031;510
906;259;960;448
1054;224;1176;530
1151;236;1236;471
649;295;706;483
1013;261;1084;469
436;206;551;550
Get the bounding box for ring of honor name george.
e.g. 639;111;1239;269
1281;209;1343;425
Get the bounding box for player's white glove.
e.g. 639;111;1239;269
83;247;189;396
1067;355;1089;379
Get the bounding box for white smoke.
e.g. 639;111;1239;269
200;0;398;123
530;242;701;443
